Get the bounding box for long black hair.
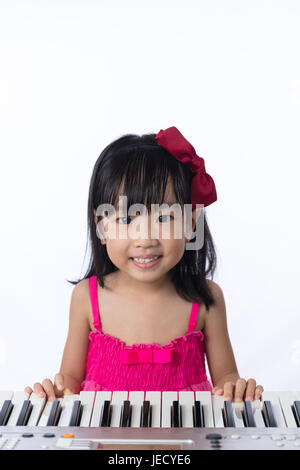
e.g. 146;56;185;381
67;132;218;311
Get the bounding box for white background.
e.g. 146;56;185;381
0;0;299;392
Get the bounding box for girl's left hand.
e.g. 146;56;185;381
212;378;264;402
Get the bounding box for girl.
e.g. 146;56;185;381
25;126;263;403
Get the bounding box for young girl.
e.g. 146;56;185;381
25;126;263;403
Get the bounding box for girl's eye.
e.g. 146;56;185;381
158;214;174;222
117;217;132;225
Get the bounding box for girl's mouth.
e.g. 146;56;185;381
130;255;163;269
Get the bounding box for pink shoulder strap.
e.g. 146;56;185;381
187;303;200;333
89;275;102;332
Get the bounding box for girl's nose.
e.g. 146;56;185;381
129;215;159;240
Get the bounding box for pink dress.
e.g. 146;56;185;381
81;275;213;392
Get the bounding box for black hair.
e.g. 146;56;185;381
67;132;218;311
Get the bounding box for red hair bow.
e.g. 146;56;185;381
155;126;217;208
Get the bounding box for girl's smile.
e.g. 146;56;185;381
130;255;163;269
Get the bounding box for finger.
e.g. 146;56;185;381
41;378;56;401
63;387;74;395
244;378;256;401
33;382;46;397
24;386;33;395
212;386;223;395
233;378;247;402
223;382;235;401
54;373;65;391
255;385;264;400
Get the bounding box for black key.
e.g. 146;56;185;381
46;400;61;426
0;400;13;426
292;401;300;427
171;400;182;428
223;400;236;427
263;400;277;427
16;400;33;426
68;400;82;427
193;400;204;427
244;400;256;427
100;400;111;427
119;400;132;427
140;400;151;427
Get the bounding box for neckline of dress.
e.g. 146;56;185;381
89;328;204;349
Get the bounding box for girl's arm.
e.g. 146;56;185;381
25;280;91;400
204;280;264;401
57;279;91;390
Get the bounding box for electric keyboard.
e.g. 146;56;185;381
1;390;300;450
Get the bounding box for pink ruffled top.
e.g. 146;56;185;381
81;275;213;392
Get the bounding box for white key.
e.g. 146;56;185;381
110;391;128;427
27;392;47;426
179;391;194;427
161;391;178;428
213;397;243;427
145;391;161;428
262;391;286;427
57;394;80;426
128;391;144;428
277;391;298;428
212;396;245;427
79;391;95;427
90;391;111;427
212;395;224;427
232;402;246;427
196;391;214;427
250;399;266;427
6;391;29;426
38;398;63;426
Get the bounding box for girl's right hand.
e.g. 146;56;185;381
24;373;74;401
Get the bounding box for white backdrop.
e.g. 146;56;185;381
0;0;299;392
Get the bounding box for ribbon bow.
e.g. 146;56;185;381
120;347;175;365
155;126;217;208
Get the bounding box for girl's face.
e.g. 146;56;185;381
94;183;200;287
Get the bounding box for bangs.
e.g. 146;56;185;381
103;144;189;215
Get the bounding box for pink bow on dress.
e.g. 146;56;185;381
120;348;175;364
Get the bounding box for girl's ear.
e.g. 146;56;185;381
94;209;107;245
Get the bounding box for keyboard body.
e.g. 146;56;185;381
1;389;300;450
2;425;300;450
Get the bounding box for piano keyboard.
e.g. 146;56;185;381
1;390;300;450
